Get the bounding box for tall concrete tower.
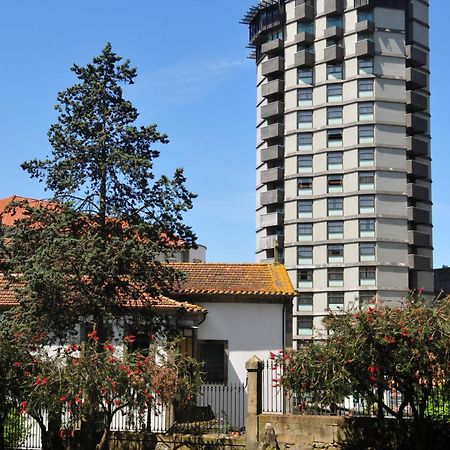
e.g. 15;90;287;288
242;0;432;346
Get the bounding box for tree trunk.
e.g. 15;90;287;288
96;417;112;450
79;417;99;450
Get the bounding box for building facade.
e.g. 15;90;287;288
243;0;432;345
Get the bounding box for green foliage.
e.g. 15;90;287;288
276;294;450;422
4;408;28;448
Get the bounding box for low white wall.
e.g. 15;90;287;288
196;302;285;384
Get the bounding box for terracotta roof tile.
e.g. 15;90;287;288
169;263;295;297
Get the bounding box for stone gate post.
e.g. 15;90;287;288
245;355;264;450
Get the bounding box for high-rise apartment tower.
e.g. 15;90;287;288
242;0;432;346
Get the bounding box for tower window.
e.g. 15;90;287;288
360;267;376;286
359;125;374;144
298;110;313;129
328;151;343;169
327;63;343;80
298;293;314;312
359;102;374;121
328;221;344;239
328;268;344;287
328;106;343;125
359;219;375;237
328;197;344;215
358;58;374;75
298;223;313;241
298;155;313;173
359;148;374;166
327;84;343;102
358;79;374;97
298;133;313;151
360;243;376;262
298;88;313;106
359;195;375;213
298;200;313;218
298;68;313;85
328;129;343;147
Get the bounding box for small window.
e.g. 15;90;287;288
358;58;374;75
298;293;313;311
359;291;377;305
328;197;344;215
360;243;376;262
298;88;313;106
298;133;313;151
198;340;228;384
359;125;374;144
327;16;344;29
359;102;374;121
328;244;344;263
327;63;343;80
360;267;376;286
328;221;344;239
359;195;375;213
327;84;343;102
298;200;313;218
298;110;313;129
297;316;313;336
298;22;314;35
328;129;343;147
328;151;343;170
358;79;374;97
298;155;313;173
328;292;344;310
298;177;313;195
359;148;374;166
298;68;314;85
298;223;313;240
359;171;375;190
298;269;313;288
359;219;375;237
328;106;343;125
298;246;313;264
358;10;374;23
328;174;343;193
328;268;344;287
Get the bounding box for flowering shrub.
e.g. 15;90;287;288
273;294;450;422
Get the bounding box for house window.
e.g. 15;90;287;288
298;246;313;264
359;195;375;213
327;84;343;102
298;177;313;195
359;148;375;166
328;197;344;216
297;293;313;312
327;151;343;170
327;16;344;29
358;58;374;75
198;340;228;384
358;79;374;97
298;155;313;173
360;267;376;286
298;223;313;241
357;10;374;22
328;292;344;310
359;219;375;237
328;129;343;147
298;269;313;288
359;291;377;305
328;268;344;287
298;133;313;151
360;243;376;262
298;200;313;218
328;221;344;239
297;316;313;336
298;68;313;85
359;171;375;190
298;110;313;129
298;21;314;35
327;106;343;125
328;244;344;263
298;88;313;106
328;174;343;193
359;125;374;144
327;63;343;80
359;102;374;121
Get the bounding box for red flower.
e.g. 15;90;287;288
269;352;276;360
114;399;121;406
87;329;99;342
65;344;79;353
103;343;114;352
124;335;135;344
60;430;65;438
20;401;28;414
60;395;67;402
74;394;82;405
13;361;21;368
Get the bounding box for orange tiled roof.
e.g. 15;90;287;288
169;263;295;297
0;196;49;226
0;275;205;313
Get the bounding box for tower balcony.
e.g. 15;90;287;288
261;57;284;77
260;212;284;228
324;45;344;62
261;101;284;120
406;68;428;90
408;206;430;224
295;3;315;22
406;114;428;135
261;39;284;56
261;123;285;140
407;160;429;179
260;189;284;206
406;137;429;157
294;50;315;67
406;44;427;67
407;184;430;202
355;20;375;34
324;0;344;16
294;32;315;46
261;79;285;98
324;26;344;40
261;167;284;184
261;145;284;163
258;234;283;252
355;39;375;57
407;91;428;112
408;255;431;271
408;231;431;248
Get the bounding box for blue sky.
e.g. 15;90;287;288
0;1;448;266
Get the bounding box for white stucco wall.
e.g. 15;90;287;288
196;302;285;384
